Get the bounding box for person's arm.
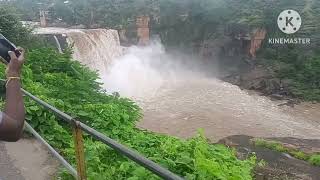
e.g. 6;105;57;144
0;48;25;142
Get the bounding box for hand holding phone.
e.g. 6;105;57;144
6;47;25;78
0;33;21;64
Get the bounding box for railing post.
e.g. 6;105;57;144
72;120;87;180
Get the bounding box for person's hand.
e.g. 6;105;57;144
6;47;25;78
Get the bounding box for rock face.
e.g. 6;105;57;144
239;67;286;96
223;65;295;101
197;27;267;73
119;29;130;46
249;28;267;58
198;28;289;100
222;26;267;58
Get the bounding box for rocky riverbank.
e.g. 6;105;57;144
222;65;305;106
219;135;320;180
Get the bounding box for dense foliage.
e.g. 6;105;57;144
260;47;320;101
4;0;157;28
0;5;46;48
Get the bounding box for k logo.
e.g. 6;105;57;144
277;10;302;34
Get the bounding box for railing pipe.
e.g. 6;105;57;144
24;122;78;178
21;89;73;123
79;122;184;180
21;88;184;180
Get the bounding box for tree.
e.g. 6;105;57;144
0;6;31;44
0;5;45;49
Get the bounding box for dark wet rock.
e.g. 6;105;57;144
222;65;297;102
270;94;285;100
277;99;301;107
223;74;241;86
218;135;320;180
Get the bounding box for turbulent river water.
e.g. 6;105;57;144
105;42;320;141
35;28;320;141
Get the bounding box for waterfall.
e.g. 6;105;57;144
34;28;320;140
53;35;63;54
34;28;123;75
66;29;123;74
104;41;320;140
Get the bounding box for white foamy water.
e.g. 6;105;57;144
101;42;207;99
34;28;320;140
35;27;123;74
102;42;320;140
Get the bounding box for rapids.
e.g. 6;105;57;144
34;28;320;141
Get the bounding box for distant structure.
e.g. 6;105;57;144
249;28;267;58
136;16;150;45
39;10;49;27
38;2;56;28
233;28;267;58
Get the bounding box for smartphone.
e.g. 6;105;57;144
0;33;21;63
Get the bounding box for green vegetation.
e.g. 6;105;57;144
309;155;320;166
262;49;320;101
4;0;157;28
0;5;47;49
0;6;256;180
252;138;320;167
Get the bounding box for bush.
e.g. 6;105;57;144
0;5;47;49
259;47;320;101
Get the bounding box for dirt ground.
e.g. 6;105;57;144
0;137;60;180
137;78;320;142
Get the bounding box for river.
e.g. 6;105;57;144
104;42;320;141
35;28;320;141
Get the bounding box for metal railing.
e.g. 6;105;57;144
21;88;184;180
24;122;78;177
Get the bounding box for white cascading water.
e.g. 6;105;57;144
101;42;188;99
67;29;123;74
35;28;123;75
53;35;63;54
103;41;320;140
34;28;320;141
